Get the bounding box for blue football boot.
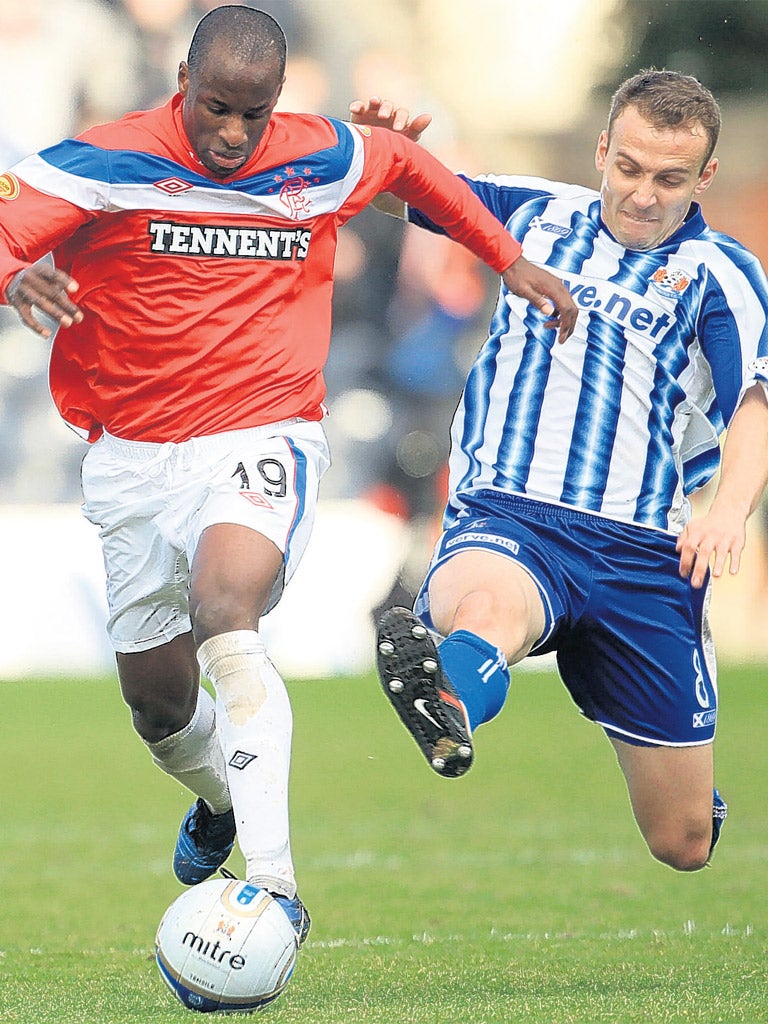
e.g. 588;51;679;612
709;788;728;859
272;892;311;946
220;868;311;946
173;798;236;885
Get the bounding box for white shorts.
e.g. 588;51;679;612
81;420;330;653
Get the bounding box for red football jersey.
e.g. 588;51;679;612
0;96;520;442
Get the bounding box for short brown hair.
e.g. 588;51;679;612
608;69;721;167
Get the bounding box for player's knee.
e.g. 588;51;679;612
190;588;271;646
449;590;532;658
126;690;196;743
646;825;712;872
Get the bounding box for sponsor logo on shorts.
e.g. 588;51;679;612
239;491;274;510
0;173;20;200
445;532;519;554
692;710;716;729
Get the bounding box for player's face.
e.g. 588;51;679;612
595;105;718;250
178;47;284;178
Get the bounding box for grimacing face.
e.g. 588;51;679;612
178;44;284;178
595;105;718;251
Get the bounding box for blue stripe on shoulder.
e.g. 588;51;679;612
38;117;357;196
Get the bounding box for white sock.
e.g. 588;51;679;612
198;629;296;898
146;685;231;815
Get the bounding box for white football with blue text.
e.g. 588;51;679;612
155;877;298;1013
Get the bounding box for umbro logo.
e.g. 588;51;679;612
154;177;193;195
229;750;258;770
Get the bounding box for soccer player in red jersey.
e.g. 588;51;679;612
0;5;575;939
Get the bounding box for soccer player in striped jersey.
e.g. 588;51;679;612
355;71;768;871
0;5;577;938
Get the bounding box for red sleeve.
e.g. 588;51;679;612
0;173;91;298
352;126;522;274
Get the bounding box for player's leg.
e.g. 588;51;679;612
189;525;309;941
376;546;547;776
555;514;725;871
117;637;235;882
183;424;328;943
610;738;722;870
80;432;235;883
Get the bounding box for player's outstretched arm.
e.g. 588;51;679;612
350;96;578;343
677;383;768;588
6;263;83;339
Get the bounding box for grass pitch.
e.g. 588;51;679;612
0;663;765;1023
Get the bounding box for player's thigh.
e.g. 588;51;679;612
611;736;714;843
188;422;329;629
428;548;546;661
189;523;284;640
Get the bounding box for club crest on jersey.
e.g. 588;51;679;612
279;176;312;218
650;266;691;296
0;173;20;201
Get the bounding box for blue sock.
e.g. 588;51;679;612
437;630;510;731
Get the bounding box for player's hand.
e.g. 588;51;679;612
676;507;747;589
349;96;432;143
501;256;578;345
6;263;83;338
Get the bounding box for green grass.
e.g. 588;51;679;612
0;664;765;1023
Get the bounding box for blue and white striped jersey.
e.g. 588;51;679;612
409;174;768;533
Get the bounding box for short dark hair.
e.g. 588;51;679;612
608;69;721;167
187;6;287;77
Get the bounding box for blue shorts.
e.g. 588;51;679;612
414;491;717;747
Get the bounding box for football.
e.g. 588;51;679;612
155;877;298;1013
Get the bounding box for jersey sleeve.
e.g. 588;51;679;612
408;172;558;234
696;244;768;425
0;166;92;299
354;128;522;273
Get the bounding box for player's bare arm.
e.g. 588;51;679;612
6;263;83;339
677;383;768;588
350;96;578;344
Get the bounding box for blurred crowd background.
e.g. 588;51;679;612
1;0;767;663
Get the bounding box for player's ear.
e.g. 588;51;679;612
595;129;609;173
178;61;190;97
694;157;718;196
